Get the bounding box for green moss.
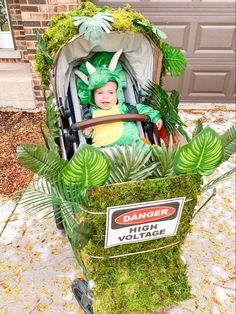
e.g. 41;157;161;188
111;4;149;33
73;173;201;313
34;50;51;92
34;1;163;89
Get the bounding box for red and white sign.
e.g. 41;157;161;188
105;197;185;248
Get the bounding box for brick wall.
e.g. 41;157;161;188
3;0;81;108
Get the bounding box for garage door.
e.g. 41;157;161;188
92;1;235;103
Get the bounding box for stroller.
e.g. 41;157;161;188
17;2;234;314
51;31;200;314
53;32;163;160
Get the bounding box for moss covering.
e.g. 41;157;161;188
34;1;157;90
73;173;201;313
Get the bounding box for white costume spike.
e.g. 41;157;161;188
74;70;89;85
86;61;96;75
108;49;123;72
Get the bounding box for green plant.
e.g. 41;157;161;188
34;1;187;90
174;127;224;176
161;43;186;77
73;12;114;44
59;144;110;188
16;144;67;182
133;20;186;77
220;125;236;161
151;136;179;178
104;142;157;183
142;82;188;139
40;95;60;154
192;119;203;138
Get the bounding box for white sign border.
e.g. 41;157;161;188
105;197;186;248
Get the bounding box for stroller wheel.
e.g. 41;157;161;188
53;204;64;230
72;278;94;314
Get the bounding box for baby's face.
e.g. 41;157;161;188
94;81;117;110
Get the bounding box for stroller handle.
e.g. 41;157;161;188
71;114;148;131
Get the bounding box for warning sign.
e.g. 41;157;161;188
105;197;185;248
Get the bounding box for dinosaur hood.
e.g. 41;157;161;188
76;49;127;106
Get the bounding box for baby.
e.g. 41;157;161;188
76;49;163;149
83;80;163;148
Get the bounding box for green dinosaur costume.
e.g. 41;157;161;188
76;50;161;148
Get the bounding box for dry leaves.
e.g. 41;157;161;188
0;111;45;195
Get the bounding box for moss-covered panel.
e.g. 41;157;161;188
74;174;201;313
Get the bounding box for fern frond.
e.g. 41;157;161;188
192;119;203;138
220;125;236;161
105;143;157;183
16;144;67;182
201;167;236;193
142;82;186;135
39;95;60;154
151;137;179;178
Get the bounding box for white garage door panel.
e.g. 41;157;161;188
164;62;235;102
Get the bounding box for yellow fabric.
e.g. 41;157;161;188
92;106;123;147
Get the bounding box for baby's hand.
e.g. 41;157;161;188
83;127;93;136
155;118;163;131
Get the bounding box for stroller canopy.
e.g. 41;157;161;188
53;32;162;108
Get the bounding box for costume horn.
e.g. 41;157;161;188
74;70;89;85
86;61;96;75
108;49;123;72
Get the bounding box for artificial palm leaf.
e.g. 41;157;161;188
174;127;224;176
192;119;203;138
39;95;60;154
220;125;236;161
73;12;114;44
151;137;179;178
69;221;94;250
17;177;92;249
35;29;53;67
59;144;110;189
16;144;67;182
201;167;236;193
133;19;168;41
105;142;157;183
142;82;186;135
161;43;186;77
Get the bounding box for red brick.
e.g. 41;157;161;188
23;21;41;26
28;0;46;4
21;5;39;12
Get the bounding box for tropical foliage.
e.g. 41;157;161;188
220;125;236;161
59;144;110;188
104;142;157;183
16;144;67;182
151;136;179;178
174;127;224;176
142;82;187;138
73;12;114;44
40;95;60;154
34;1;187;90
